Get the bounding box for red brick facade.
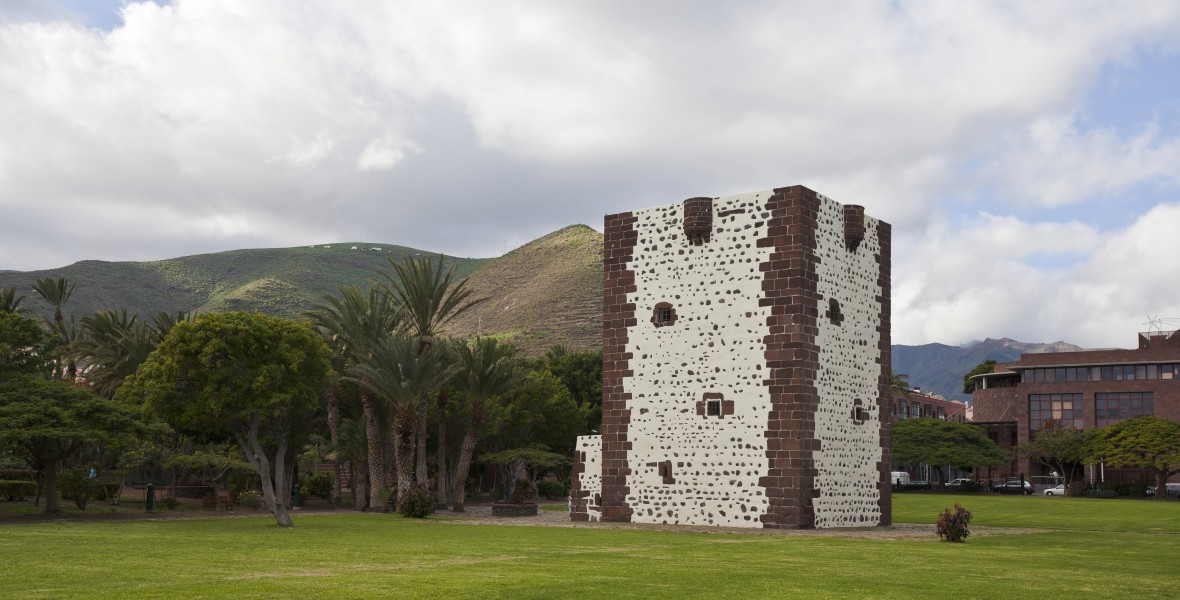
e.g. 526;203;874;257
972;331;1180;479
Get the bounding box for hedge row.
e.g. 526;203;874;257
0;480;37;500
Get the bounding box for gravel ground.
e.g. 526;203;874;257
431;505;1042;540
2;503;1041;540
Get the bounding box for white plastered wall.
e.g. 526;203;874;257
575;435;603;521
622;190;777;527
810;194;884;527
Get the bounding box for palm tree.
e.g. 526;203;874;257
148;310;191;342
892;372;912;397
1;287;27;315
379;255;484;486
32;277;77;380
450;337;518;511
348;334;456;508
31;277;74;325
306;286;403;509
75;309;151;398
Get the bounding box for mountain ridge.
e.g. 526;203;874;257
2;226;1095;397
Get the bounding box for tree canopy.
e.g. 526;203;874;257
962;359;997;394
1090;416;1180;500
892;418;1010;481
119;311;332;526
0;312;144;514
1015;422;1092;486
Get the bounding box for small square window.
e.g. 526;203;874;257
706;400;721;416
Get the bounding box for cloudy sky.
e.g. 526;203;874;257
2;1;1179;348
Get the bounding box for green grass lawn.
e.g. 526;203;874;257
1;496;1177;599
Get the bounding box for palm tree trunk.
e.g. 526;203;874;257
393;408;416;501
360;387;384;510
353;460;368;510
450;411;483;512
414;394;429;485
436;389;449;508
325;382;343;506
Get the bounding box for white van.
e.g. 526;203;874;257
890;471;911;486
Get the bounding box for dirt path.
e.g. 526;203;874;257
1;503;1042;540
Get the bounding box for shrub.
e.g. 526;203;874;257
1099;482;1131;496
59;471;108;510
0;468;35;481
936;503;972;542
301;472;334;499
0;480;36;501
1067;481;1089;497
237;491;262;509
960;480;984;493
1128;482;1149;498
397;483;435;518
536;479;567;499
159;497;179;511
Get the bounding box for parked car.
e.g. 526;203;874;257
1043;484;1066;496
945;478;974;490
995;479;1034;495
1146;483;1180;497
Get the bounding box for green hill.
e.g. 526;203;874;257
442;224;603;354
0;243;492;323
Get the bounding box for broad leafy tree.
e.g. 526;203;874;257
542;346;603;432
1015;421;1091;486
892;418;1010;483
962;360;997;394
450;337;519;511
1091;416;1180;501
0;312;143;514
480;448;572;502
489;369;589;457
0;376;143;514
119;312;332;526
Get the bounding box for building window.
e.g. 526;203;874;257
1029;393;1084;430
1021;364;1180;383
706;400;721;416
1096;392;1154;428
651;302;678;328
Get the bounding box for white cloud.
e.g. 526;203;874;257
894;204;1180;347
356;136;421;172
3;1;1180;350
984;114;1180;207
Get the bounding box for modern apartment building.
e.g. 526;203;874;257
971;330;1180;482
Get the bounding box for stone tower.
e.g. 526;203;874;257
571;185;892;529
